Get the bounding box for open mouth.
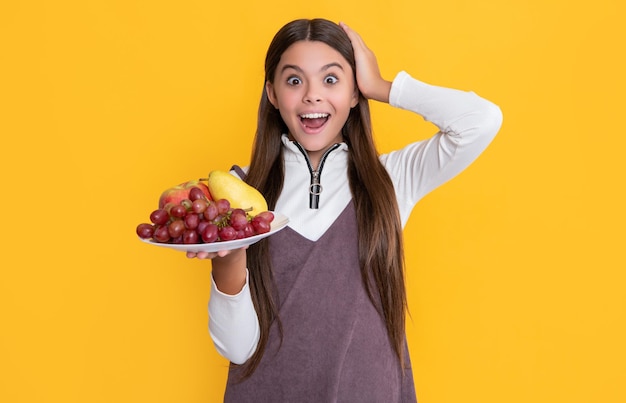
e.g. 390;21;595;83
299;113;329;131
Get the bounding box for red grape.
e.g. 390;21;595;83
218;225;237;241
251;216;271;234
215;199;230;215
188;187;206;201
192;198;208;214
170;204;187;218
230;209;248;231
168;219;185;238
204;202;218;221
153;225;171;243
184;213;200;230
149;209;169;225
197;220;210;235
243;222;256;238
255;211;275;223
136;223;155;239
201;223;219;243
182;229;199;244
171;235;183;244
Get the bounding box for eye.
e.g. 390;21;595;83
324;75;338;84
287;76;302;86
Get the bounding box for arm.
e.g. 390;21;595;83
208;267;260;365
187;248;260;364
340;22;502;225
382;72;503;225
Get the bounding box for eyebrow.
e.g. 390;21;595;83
280;62;344;74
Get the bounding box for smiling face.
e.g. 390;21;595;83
265;40;359;169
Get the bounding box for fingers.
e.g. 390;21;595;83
186;246;247;260
216;250;230;258
339;22;368;53
340;22;372;64
186;250;216;259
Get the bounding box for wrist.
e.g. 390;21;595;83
376;80;392;103
363;79;391;103
211;248;247;295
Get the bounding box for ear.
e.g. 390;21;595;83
350;86;359;108
265;81;278;108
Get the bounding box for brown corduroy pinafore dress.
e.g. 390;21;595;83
224;201;417;402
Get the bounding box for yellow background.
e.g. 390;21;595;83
1;0;624;402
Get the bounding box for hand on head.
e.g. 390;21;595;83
339;22;392;103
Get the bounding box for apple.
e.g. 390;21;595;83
158;179;212;209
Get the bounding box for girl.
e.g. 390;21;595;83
189;18;502;402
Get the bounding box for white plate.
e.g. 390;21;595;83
140;212;289;253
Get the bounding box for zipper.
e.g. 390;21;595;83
292;142;341;209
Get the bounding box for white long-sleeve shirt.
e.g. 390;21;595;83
208;71;503;364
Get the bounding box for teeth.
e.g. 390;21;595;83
300;113;329;119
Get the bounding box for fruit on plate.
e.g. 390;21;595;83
136;174;275;245
158;179;211;209
206;170;268;216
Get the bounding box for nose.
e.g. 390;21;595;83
303;83;322;103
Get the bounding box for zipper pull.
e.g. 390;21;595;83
291;141;340;210
310;170;322;209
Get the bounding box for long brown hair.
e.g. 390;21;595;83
242;18;407;379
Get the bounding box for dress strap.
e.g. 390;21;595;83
230;165;247;180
